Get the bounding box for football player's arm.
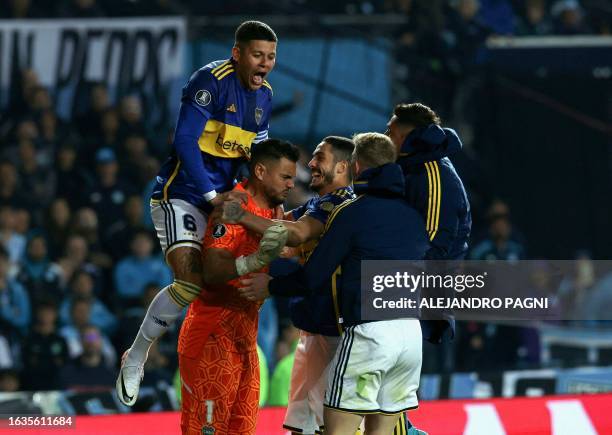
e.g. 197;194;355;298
202;247;241;285
268;210;352;297
175;71;222;204
217;201;323;247
423;165;461;260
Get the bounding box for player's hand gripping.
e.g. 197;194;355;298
212;199;246;224
209;190;248;208
235;224;288;276
238;273;272;301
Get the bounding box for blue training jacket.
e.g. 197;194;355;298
397;124;472;342
152;59;273;212
269;163;429;330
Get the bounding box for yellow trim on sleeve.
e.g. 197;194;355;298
211;61;231;75
216;68;234;80
432;160;441;240
425;162;434;237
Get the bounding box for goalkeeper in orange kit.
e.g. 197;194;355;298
177;139;299;435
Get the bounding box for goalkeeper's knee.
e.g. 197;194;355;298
167;279;202;307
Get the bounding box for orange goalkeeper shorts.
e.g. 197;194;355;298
178;339;260;435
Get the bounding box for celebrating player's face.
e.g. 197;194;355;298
233;40;277;90
308;142;336;193
261;157;296;206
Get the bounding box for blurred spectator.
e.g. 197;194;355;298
517;0;554;36
77;83;111;141
83;147;135;230
13;208;32;239
71;207;113;270
258;299;279;372
60;269;117;336
58;325;115;390
116;283;160;352
43;198;72;261
0;368;20;392
268;323;298;406
21;300;69;391
17;234;64;305
103;195;147;261
57;234;102;290
117;95;147;141
100;109;121;150
55;142;92;207
5;69;40;125
141;341;173;387
0;206;27;268
557;252;597;319
0;160;29;209
113;230;172;303
551;0;592;34
581;272;612;323
469;200;526;260
0;246;31;337
59;297;116;368
0;334;14;368
120;134;151;189
17;140;56;208
38;109;66;156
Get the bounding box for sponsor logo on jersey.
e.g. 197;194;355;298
215;136;250;157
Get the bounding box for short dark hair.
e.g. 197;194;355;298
235;21;277;47
393;103;441;128
323;136;355;163
250;139;299;169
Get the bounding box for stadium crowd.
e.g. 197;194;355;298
1;0;610;37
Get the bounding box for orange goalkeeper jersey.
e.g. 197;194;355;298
178;181;275;358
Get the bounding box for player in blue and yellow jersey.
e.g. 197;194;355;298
117;20;279;407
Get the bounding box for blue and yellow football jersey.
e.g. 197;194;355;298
287;186;355;336
152;59;273;211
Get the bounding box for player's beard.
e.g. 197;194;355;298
265;186;289;207
309;168;334;193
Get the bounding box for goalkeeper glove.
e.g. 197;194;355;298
235;224;288;276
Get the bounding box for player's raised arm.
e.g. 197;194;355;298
215;199;323;247
173;72;220;205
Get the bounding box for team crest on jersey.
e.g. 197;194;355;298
212;224;226;238
255;107;263;125
319;201;335;212
195;90;212;106
201;426;215;435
